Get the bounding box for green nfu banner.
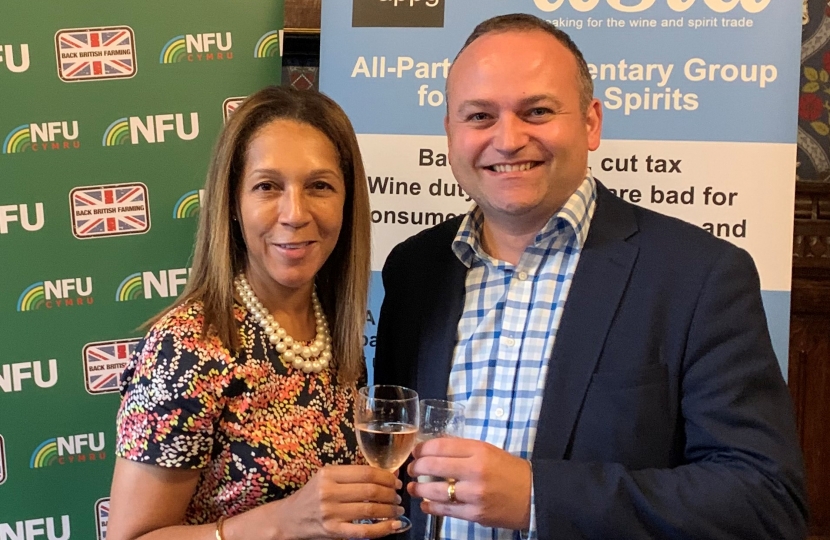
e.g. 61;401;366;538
0;2;283;537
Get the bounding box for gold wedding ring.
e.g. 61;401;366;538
446;478;457;504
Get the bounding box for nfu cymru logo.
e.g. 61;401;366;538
160;32;233;63
254;30;281;58
103;113;199;145
17;277;94;311
30;432;106;468
3;121;80;153
0;43;30;73
173;189;203;219
117;267;191;302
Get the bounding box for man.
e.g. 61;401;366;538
373;13;807;540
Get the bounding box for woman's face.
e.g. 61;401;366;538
237;119;346;298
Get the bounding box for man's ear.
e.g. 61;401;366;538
444;115;453;168
585;98;603;152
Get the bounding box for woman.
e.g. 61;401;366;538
108;86;403;540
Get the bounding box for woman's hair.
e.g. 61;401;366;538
168;85;370;383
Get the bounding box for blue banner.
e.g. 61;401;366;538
320;0;800;374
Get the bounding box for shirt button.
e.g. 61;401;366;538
495;408;505;418
504;337;515;347
518;271;528;280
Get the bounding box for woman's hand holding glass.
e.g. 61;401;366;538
354;385;420;532
248;463;404;540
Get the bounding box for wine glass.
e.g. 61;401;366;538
419;399;466;443
355;385;420;532
418;399;466;540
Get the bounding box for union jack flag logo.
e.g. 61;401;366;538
55;26;137;82
0;434;6;485
95;497;110;540
70;182;151;239
223;97;246;123
83;339;139;395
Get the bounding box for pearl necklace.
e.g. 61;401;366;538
235;275;332;374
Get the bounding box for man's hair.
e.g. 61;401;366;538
450;13;594;112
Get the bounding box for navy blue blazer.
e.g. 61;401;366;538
374;181;807;539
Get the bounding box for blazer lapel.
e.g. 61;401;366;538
534;183;640;460
415;240;467;401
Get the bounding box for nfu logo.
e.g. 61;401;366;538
352;0;445;27
17;277;94;311
0;203;44;234
254;31;281;58
103;113;199;145
0;43;30;73
160;32;233;63
532;0;769;12
0;515;70;540
2;121;79;153
116;268;191;301
0;359;58;393
173;189;203;219
30;432;106;468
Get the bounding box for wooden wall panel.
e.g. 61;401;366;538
791;181;830;540
285;0;322;30
791;310;830;539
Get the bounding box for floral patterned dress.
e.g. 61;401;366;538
115;301;362;523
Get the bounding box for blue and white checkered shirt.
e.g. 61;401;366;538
443;174;597;540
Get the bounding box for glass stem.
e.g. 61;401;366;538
425;514;443;540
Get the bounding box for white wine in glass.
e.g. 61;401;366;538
355;385;420;532
357;421;419;470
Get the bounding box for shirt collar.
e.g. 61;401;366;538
452;172;598;268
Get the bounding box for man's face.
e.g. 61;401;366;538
445;30;602;232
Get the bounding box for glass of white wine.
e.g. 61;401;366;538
355;385;420;532
418;399;466;540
